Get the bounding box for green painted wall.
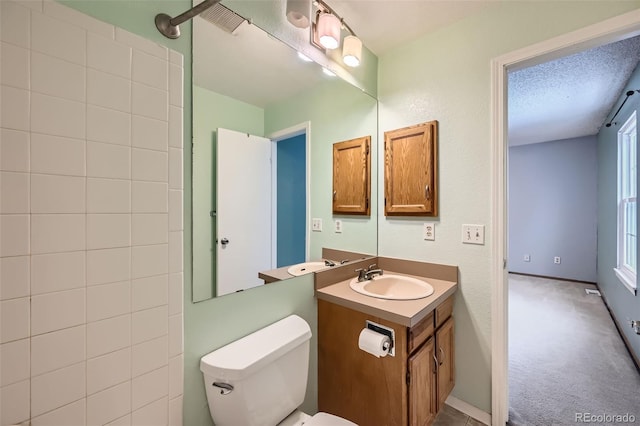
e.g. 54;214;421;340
377;1;640;412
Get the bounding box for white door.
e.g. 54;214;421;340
217;128;272;296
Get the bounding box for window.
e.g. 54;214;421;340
615;110;637;294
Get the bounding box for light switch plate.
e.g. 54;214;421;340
423;223;435;240
312;218;322;232
462;224;485;245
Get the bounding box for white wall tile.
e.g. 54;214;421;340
0;379;30;425
1;171;29;213
132;244;168;279
0;214;29;256
115;29;167;60
169;190;183;231
169;231;183;274
31;92;85;139
31;51;85;101
87;68;131;113
87;381;131;426
1;1;30;48
31;361;85;417
132;83;167;121
168;273;182;316
31;288;85;335
132;214;168;246
43;0;114;38
168;314;182;357
1;85;30;130
0;256;30;300
169;148;183;190
31;174;85;213
132;336;167;378
31;133;86;176
169;50;182;67
169;63;183;108
87;141;131;179
31;325;85;376
86;314;131;358
168;105;182;149
31;214;85;254
0;129;29;172
87;280;131;322
168;354;183;399
31;398;86;426
1;42;29;89
132;305;167;344
88;33;130;78
87;347;131;395
87;105;131;146
132;50;167;91
31;11;86;65
87;214;131;250
132;115;168;152
132;274;168;312
132;148;167;182
132;366;168;411
132;181;168;213
1;338;30;386
87;178;131;214
106;414;132;426
87;247;130;286
169;396;183;426
31;251;85;295
132;396;168;426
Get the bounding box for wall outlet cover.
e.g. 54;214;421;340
334;219;342;233
423;223;435;240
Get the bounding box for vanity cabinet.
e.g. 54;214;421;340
318;295;455;426
333;136;371;215
384;121;438;216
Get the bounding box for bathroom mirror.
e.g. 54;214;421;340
192;10;378;301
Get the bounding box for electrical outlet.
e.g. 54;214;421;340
423;223;435;240
312;218;322;232
523;254;530;262
462;224;485;245
554;256;561;264
334;219;342;233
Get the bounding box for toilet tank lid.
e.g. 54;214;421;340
200;315;312;381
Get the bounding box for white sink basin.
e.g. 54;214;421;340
349;274;434;300
287;261;329;276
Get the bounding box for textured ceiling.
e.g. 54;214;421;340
508;36;640;146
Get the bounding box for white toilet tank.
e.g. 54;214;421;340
200;315;312;426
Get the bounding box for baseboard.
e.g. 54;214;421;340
445;395;492;425
509;271;596;285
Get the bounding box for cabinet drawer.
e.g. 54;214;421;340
408;311;434;353
435;296;454;329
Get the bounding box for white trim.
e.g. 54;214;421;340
268;121;312;261
614;267;638;295
446;395;492;426
491;9;640;426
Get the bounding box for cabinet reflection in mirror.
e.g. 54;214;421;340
192;13;378;301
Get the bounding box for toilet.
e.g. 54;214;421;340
200;315;356;426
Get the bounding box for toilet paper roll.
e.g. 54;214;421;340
358;328;391;358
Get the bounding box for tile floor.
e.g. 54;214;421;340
433;404;486;426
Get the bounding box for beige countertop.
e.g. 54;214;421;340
315;271;457;327
258;265;294;283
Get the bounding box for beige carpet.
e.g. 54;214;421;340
508;274;640;426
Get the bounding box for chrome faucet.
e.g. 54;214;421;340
355;264;384;282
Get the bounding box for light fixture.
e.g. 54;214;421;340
342;35;362;67
317;12;341;49
286;0;311;29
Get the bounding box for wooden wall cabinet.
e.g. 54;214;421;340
333;136;371;215
318;296;455;426
384;121;438;216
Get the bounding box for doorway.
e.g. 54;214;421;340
491;10;640;425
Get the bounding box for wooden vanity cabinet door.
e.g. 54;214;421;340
384;121;438;216
332;136;371;215
408;337;438;426
436;317;455;411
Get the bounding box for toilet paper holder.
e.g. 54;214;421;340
365;320;395;357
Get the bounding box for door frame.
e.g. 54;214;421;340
268;121;312;265
490;9;640;425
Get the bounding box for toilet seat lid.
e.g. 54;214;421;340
305;412;357;426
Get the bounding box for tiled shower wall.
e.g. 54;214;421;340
0;1;184;424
